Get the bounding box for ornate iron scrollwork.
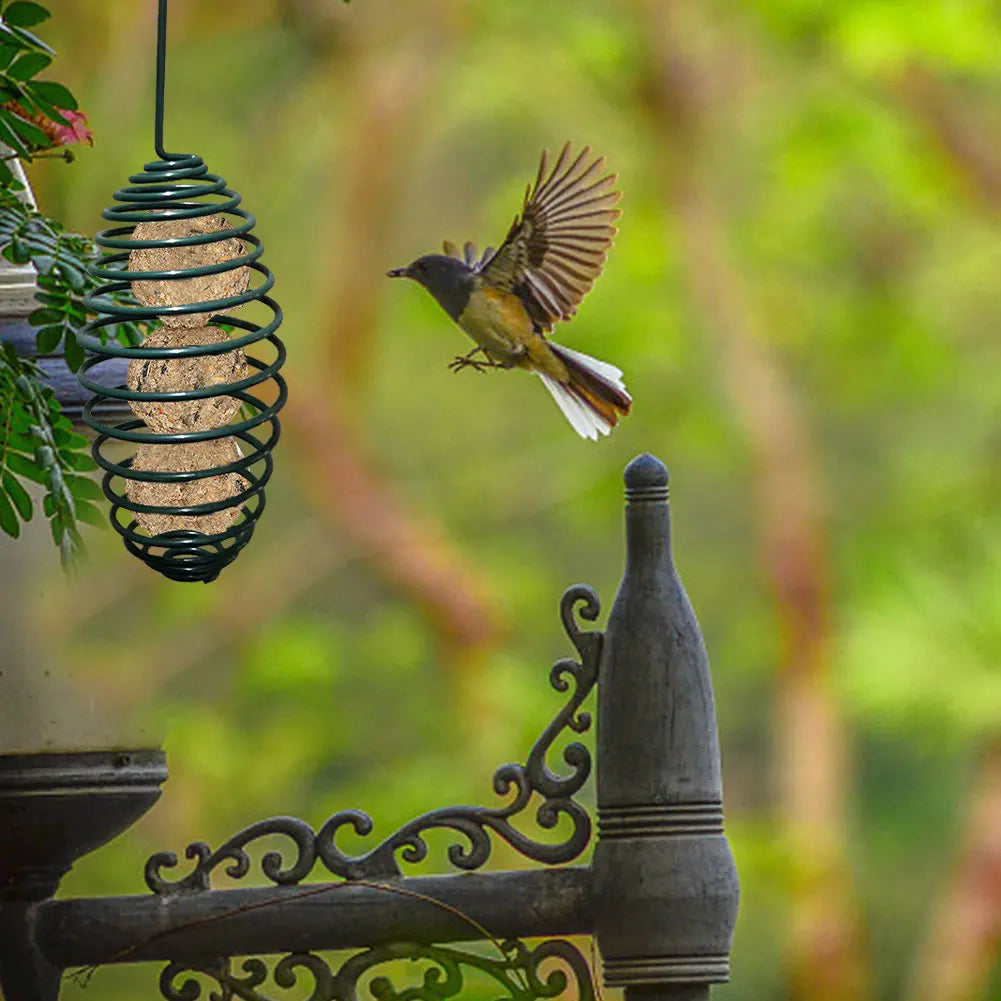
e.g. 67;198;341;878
144;815;319;893
146;585;601;893
159;939;595;1001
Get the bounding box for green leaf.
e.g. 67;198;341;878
0;112;32;157
27;306;61;325
23;91;66;125
74;498;105;529
0;159;13;184
7;50;48;79
51;426;86;449
0;23;24;49
8;407;30;434
116;322;145;347
8;24;53;56
2;469;31;519
6;237;29;264
0;82;21;104
66;472;102;501
3;3;50;28
0;487;19;537
4;106;49;146
33;323;61;353
5;428;35;452
63;332;83;371
57;261;86;290
5;450;45;483
28;78;73;110
62;449;96;472
47;400;68;425
0;41;22;68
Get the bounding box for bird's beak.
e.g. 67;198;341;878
386;266;409;278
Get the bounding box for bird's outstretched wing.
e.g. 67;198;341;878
476;143;620;331
442;240;494;269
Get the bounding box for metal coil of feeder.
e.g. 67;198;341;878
76;1;286;584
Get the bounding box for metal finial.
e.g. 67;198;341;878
624;452;669;504
624;452;668;488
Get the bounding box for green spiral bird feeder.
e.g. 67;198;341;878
77;0;286;583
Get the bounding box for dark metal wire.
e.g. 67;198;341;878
77;0;286;583
154;0;169;159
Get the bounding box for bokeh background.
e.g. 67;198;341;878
1;1;1000;999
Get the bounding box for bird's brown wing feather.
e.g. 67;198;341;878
443;240;494;269
477;143;621;331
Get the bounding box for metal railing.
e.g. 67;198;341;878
0;453;739;1001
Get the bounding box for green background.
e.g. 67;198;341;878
1;2;1000;1000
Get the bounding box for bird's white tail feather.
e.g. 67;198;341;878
549;343;626;389
538;372;613;441
536;342;631;440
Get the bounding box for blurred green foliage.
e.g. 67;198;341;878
0;1;999;1000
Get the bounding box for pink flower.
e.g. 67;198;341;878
1;103;93;149
47;108;92;147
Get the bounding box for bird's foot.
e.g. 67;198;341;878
448;348;503;373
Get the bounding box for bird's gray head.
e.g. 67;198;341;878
387;254;472;322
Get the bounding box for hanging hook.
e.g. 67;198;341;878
154;0;170;158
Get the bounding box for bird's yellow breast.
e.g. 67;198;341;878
456;282;534;361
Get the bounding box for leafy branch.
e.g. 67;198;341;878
0;0;145;562
0;187;147;365
0;342;104;567
0;193;147;559
0;1;89;182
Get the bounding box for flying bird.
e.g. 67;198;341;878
387;143;631;440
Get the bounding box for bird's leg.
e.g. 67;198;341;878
448;346;506;373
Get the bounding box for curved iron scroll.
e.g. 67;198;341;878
159;939;594;1001
146;585;601;892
